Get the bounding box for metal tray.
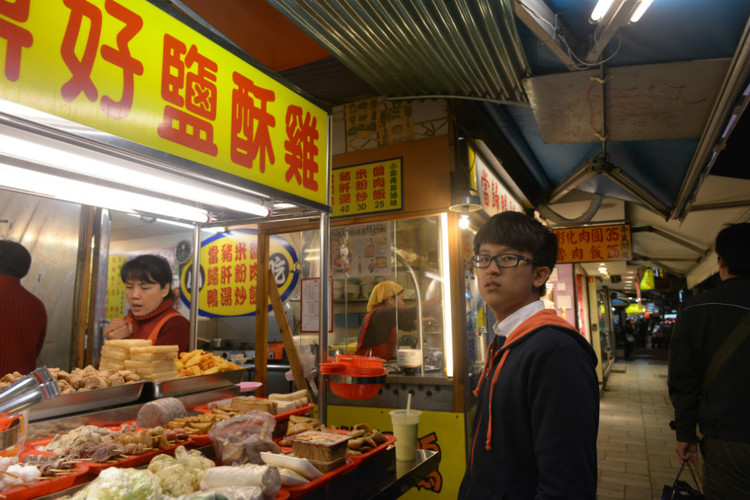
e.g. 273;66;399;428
29;382;146;421
148;369;246;399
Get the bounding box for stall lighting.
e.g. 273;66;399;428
0;162;210;222
440;212;453;377
590;0;654;23
0;130;269;218
458;213;470;230
126;213;224;232
629;0;654;23
590;0;616;22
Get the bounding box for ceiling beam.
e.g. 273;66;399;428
631;226;706;255
582;0;639;64
671;17;750;220
512;0;582;71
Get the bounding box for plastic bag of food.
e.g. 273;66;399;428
208;411;281;465
200;465;280;497
176;486;264;500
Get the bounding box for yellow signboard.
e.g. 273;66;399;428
105;254;128;320
179;229;298;317
554;224;632;263
0;0;329;206
331;158;403;217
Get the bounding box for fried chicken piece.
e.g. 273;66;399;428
83;376;108;390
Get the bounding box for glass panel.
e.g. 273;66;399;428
284;215;448;377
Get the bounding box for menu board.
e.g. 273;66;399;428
330;222;392;276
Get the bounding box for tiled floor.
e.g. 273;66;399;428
596;348;704;500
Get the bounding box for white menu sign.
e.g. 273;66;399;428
474;154;521;215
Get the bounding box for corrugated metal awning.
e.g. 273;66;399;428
267;0;531;104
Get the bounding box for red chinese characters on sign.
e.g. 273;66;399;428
159;33;218;156
60;0;144;119
284;105;319;190
204;240;257;312
480;169;518;215
230;72;275;172
0;0;32;82
554;224;632;263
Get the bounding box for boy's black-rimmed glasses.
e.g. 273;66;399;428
471;253;539;268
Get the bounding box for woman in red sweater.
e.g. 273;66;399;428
104;254;188;352
0;240;47;374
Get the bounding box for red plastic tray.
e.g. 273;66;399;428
2;451;89;500
24;428;190;472
83;438;190;472
190;402;316;447
345;432;396;465
282;456;357;499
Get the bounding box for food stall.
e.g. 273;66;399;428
249;100;543;498
0;0;437;498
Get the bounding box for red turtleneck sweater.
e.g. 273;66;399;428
0;275;47;374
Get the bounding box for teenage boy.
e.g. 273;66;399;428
458;211;599;500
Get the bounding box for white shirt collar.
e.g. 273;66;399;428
492;300;545;340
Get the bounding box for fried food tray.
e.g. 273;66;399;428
28;382;147;421
148;369;246;399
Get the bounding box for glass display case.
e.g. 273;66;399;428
284;215;451;384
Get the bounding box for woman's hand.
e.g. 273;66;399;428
104;318;132;340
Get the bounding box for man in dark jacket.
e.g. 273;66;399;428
668;222;750;499
458;211;599;500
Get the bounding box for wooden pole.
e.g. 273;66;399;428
268;268;311;402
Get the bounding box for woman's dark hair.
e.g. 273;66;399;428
0;240;32;278
473;211;558;297
715;222;750;277
121;254;173;292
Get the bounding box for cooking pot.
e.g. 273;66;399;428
397;348;422;369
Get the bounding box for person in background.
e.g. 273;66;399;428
355;280;440;360
624;319;636;360
0;240;47;374
458;211;599;500
104;254;189;352
668;222;750;500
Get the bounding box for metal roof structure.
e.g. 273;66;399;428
176;0;750;290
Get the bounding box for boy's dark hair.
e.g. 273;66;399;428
473;211;558;297
121;254;173;292
715;222;750;277
0;240;32;278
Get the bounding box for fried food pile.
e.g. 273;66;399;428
0;366;142;394
176;349;243;377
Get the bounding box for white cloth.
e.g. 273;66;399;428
492;300;545;341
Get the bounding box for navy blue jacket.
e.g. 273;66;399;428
458;310;599;500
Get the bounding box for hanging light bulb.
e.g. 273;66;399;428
458;213;470;230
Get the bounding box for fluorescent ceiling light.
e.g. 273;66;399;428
440;212;453;378
125;213;223;232
590;0;616;22
0;130;269;218
0;163;210;223
629;0;654;22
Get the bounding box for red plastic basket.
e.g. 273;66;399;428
329;381;382;400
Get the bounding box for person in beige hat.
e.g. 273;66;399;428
355;280;439;360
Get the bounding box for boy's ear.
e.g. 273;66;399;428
532;265;551;289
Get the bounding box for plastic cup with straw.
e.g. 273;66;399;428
389;392;421;461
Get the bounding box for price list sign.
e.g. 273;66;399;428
331;158;403;217
554;224;632;263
